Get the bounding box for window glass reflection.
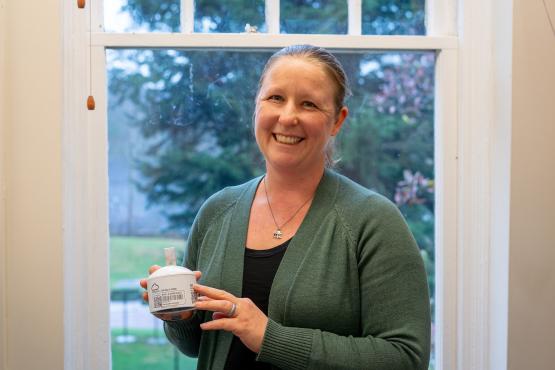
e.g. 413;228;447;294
104;0;180;33
195;0;266;33
362;0;426;35
281;0;348;34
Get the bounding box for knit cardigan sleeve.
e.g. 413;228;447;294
256;194;431;370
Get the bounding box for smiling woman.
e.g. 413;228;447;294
133;45;431;370
107;44;436;369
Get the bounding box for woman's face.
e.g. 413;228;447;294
254;57;348;174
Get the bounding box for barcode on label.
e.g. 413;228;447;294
163;292;184;303
153;290;186;309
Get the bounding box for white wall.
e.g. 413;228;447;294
508;1;555;369
1;0;64;369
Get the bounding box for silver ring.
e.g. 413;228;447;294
227;303;237;318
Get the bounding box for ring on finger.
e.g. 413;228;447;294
226;302;237;318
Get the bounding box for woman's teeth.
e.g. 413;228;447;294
274;134;302;144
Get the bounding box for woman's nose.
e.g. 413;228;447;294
278;102;299;125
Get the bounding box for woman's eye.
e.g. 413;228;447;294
303;101;317;108
268;95;283;102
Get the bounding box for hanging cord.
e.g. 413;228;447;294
78;0;95;109
543;0;555;37
87;0;96;110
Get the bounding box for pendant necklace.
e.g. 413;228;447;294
263;176;314;239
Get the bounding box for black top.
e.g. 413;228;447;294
224;239;290;370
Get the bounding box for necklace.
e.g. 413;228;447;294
263;176;314;239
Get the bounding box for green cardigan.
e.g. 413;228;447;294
164;169;431;370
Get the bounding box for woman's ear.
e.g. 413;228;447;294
331;106;349;136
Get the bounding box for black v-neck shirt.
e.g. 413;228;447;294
224;239;291;370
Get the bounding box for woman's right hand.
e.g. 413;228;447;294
139;265;202;322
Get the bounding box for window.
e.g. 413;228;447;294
107;47;436;368
65;1;461;369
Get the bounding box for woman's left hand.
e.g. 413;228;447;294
193;284;268;353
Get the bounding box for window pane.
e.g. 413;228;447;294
195;0;266;33
334;55;435;364
104;0;180;33
281;0;348;34
107;49;435;369
362;0;426;35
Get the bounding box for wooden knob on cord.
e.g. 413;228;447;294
87;96;96;110
77;0;86;9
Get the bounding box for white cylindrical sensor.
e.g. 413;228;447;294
146;247;197;313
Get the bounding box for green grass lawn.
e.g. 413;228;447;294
110;235;185;289
112;328;197;370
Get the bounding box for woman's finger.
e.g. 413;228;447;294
142;291;148;302
200;317;234;332
212;312;228;320
193;284;236;302
139;278;147;289
149;264;161;274
195;299;236;316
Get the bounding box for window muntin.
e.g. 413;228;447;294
107;48;435;369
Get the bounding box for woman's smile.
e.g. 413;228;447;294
273;133;304;145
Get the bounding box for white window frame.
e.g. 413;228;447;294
62;1;511;369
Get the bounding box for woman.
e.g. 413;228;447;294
140;45;431;369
